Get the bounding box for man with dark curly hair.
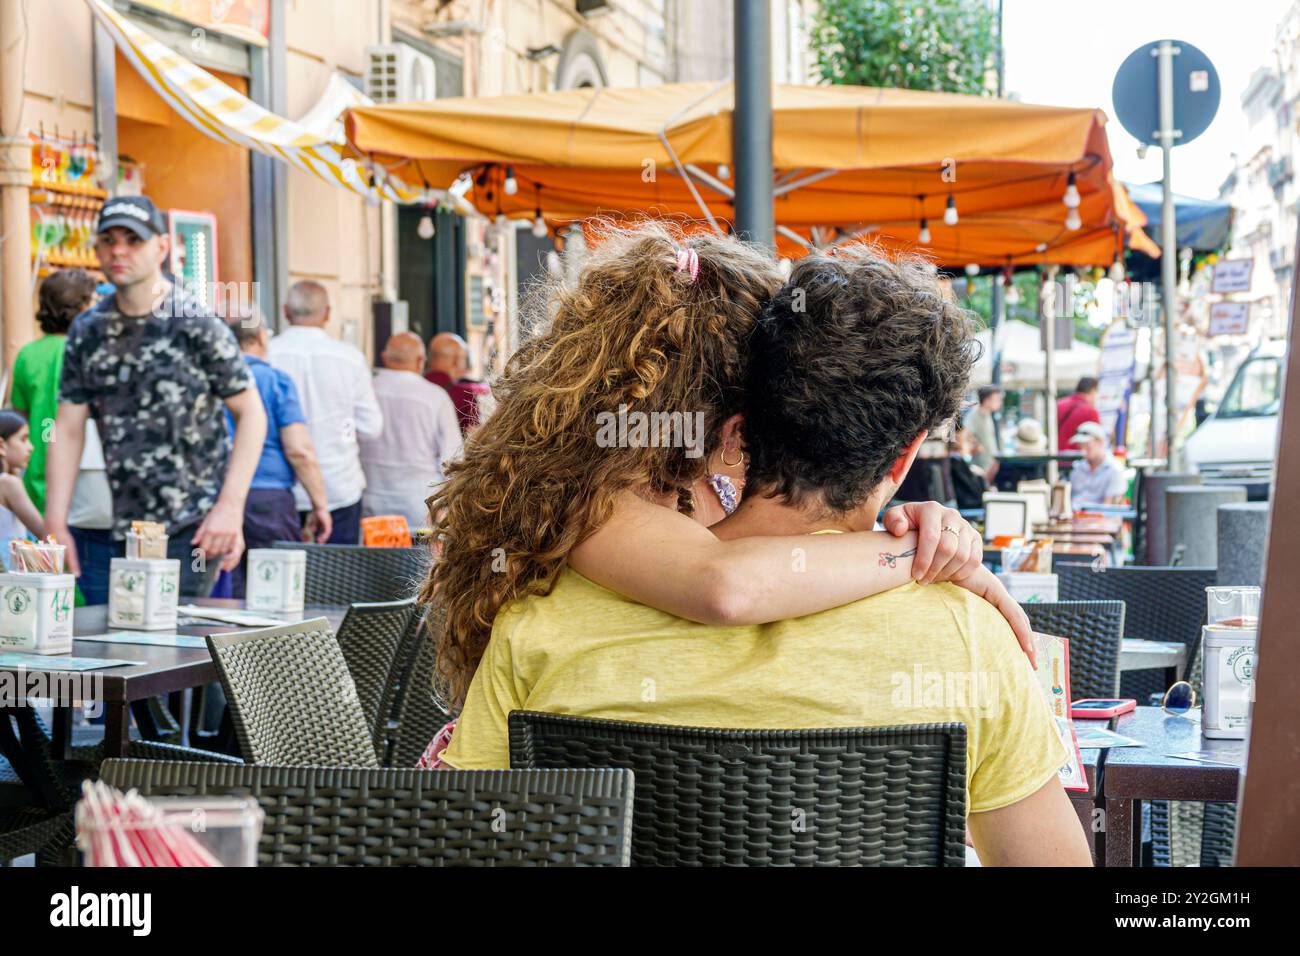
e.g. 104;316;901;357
444;248;1091;866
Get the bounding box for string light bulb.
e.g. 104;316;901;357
1065;208;1082;231
1109;257;1126;283
1063;171;1081;209
965;263;980;277
532;211;548;238
944;194;959;226
918;218;931;244
417;213;435;240
504;166;518;196
717;163;731;180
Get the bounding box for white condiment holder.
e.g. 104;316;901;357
0;572;76;655
108;558;180;630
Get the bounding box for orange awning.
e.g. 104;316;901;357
347;81;1157;266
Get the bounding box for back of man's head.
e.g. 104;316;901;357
742;247;976;513
382;331;426;372
226;306;268;353
977;385;1002;408
1076;376;1099;396
284;280;330;326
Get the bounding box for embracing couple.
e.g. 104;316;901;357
418;224;1091;866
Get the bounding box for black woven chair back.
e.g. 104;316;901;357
1056;563;1215;700
335;599;418;761
271;542;429;604
206;619;379;768
1022;600;1125;699
388;604;451;768
509;712;967;867
99;760;633;866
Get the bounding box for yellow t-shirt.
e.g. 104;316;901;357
442;570;1068;814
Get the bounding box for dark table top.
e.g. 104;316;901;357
2;599;349;704
1102;707;1244;802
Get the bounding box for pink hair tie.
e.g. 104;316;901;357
675;247;699;282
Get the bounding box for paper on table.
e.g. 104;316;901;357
79;631;207;649
175;606;285;627
1074;726;1144;749
1169;749;1246;768
0;652;134;671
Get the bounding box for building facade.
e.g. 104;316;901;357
1;0;814;378
1218;0;1300;340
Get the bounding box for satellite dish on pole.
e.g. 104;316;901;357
1112;39;1220;147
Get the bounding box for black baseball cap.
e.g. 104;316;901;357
97;195;167;240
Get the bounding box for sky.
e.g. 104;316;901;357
1003;0;1295;199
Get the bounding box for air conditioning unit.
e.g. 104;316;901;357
365;44;437;103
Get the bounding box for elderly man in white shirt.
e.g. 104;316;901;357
267;280;383;544
360;332;463;532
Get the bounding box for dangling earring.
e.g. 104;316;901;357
721;446;744;468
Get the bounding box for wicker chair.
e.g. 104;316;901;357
271;542;429;605
509;712;968;867
1055;563;1215;702
99;760;633;867
207;619;379;767
334;599;418;761
1022;600;1125;700
388;604;451;768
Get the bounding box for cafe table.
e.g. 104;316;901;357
1102;707;1243;867
1071;718;1107;864
1;598;350;761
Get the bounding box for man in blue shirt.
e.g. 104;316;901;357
225;310;332;596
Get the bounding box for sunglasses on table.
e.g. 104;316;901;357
1161;681;1201;722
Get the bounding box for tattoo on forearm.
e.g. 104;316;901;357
878;547;918;569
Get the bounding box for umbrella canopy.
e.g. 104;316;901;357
972;319;1101;389
1125;181;1234;252
346;81;1158;266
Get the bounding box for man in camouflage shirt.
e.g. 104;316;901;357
45;195;267;601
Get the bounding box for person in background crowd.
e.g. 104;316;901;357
45;195;267;597
1068;421;1128;507
966;385;1002;482
225;308;333;596
439;248;1090;867
10;269;96;512
1057;376;1101;452
1014;418;1048;456
359;332;463;532
426;332;493;434
0;410;47;570
9;270;116;600
949;426;988;511
268;280;383;545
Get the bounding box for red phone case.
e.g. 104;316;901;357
1070;698;1137;719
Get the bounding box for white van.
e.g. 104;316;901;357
1184;340;1285;499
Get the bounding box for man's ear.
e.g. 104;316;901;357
156;233;171;270
889;430;929;484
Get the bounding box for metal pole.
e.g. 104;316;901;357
991;273;1006;384
1158;40;1181;468
1043;266;1059;485
733;0;774;247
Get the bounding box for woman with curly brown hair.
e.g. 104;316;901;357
418;222;1029;732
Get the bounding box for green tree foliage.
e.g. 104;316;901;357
810;0;998;95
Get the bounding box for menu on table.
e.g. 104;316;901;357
0;652;134;671
79;631;207;649
1032;632;1089;791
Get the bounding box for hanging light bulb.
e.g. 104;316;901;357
717;163;731;181
943;194;958;226
532;211;548;238
1063;171;1081;209
504;166;518;196
917;218;931;244
964;263;980;277
1065;208;1082;231
1005;282;1022;306
1035;242;1049;253
1109;257;1126;283
417;212;436;240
